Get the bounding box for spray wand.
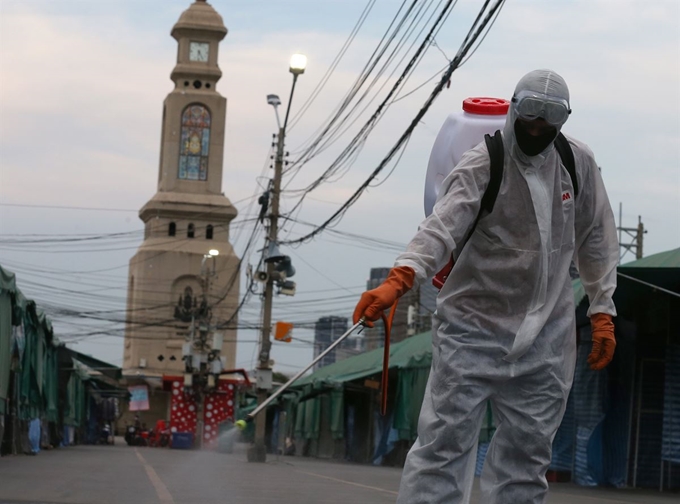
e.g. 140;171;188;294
236;303;397;431
236;319;366;430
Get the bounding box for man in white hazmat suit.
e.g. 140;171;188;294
353;69;619;503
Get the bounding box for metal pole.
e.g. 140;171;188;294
251;126;284;462
283;73;298;131
618;202;623;264
197;257;212;450
251;70;301;462
625;357;637;487
617;272;680;299
248;321;364;421
633;360;644;488
636;216;644;260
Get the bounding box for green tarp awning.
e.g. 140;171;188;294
0;265;18;414
295;330;433;388
620;248;680;269
573;247;680;309
0;290;11;414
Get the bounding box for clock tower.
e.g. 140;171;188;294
123;0;240;384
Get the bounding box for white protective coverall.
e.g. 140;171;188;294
393;70;619;503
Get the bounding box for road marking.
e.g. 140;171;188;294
135;449;175;504
549;492;656;504
295;469;399;496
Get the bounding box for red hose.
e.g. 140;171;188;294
380;299;398;416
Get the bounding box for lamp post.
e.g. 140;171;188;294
187;249;220;449
249;54;307;463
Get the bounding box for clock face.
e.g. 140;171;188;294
189;42;209;62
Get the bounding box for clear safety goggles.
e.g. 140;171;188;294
511;90;571;125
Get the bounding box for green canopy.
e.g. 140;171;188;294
573;247;680;310
620;247;680;269
0;266;14;414
0;263;123;430
295;330;432;388
573;278;587;308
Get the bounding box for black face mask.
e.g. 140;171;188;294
514;119;558;156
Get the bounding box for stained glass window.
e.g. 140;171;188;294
178;104;211;181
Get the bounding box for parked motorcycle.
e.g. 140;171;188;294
99;424;113;445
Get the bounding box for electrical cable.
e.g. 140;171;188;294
286;0;417;158
279;0;457;232
280;0;506;246
287;0;377;131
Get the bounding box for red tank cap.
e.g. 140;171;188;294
462;97;509;115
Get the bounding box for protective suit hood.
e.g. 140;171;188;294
503;69;571;166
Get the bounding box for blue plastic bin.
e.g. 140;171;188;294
171;432;194;449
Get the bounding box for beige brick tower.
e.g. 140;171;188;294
123;0;239;380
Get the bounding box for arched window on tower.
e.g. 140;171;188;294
206;225;214;240
168;222;176;236
178;104;211;181
187;223;195;238
174;286;195;323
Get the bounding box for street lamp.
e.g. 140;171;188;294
193;247;221;449
201;249;219;304
201;249;219;273
251;53;307;463
289;53;307;75
282;53;307;130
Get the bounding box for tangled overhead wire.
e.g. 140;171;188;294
280;0;506;246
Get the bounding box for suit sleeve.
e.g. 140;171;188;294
573;142;618;317
394;142;490;285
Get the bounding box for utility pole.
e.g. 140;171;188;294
617;203;647;263
195;256;212;449
250;54;307;463
175;249;223;450
250;126;284;463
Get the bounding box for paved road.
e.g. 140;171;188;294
0;442;676;503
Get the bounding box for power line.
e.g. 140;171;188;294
287;0;378;131
280;0;506;246
0;194;260;214
285;0;421;161
279;0;457;233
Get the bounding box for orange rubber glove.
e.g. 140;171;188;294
587;313;616;371
353;266;415;328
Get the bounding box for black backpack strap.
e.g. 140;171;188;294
457;130;504;257
554;132;578;197
481;130;505;213
435;130;504;284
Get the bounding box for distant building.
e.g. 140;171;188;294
313;316;353;370
335;333;365;362
364;267;438;351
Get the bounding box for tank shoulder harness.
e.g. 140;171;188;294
433;130;579;289
482;129;579;213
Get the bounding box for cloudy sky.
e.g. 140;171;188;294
0;0;678;373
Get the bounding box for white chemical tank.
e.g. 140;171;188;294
423;97;509;216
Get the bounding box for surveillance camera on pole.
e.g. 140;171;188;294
278;280;296;297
